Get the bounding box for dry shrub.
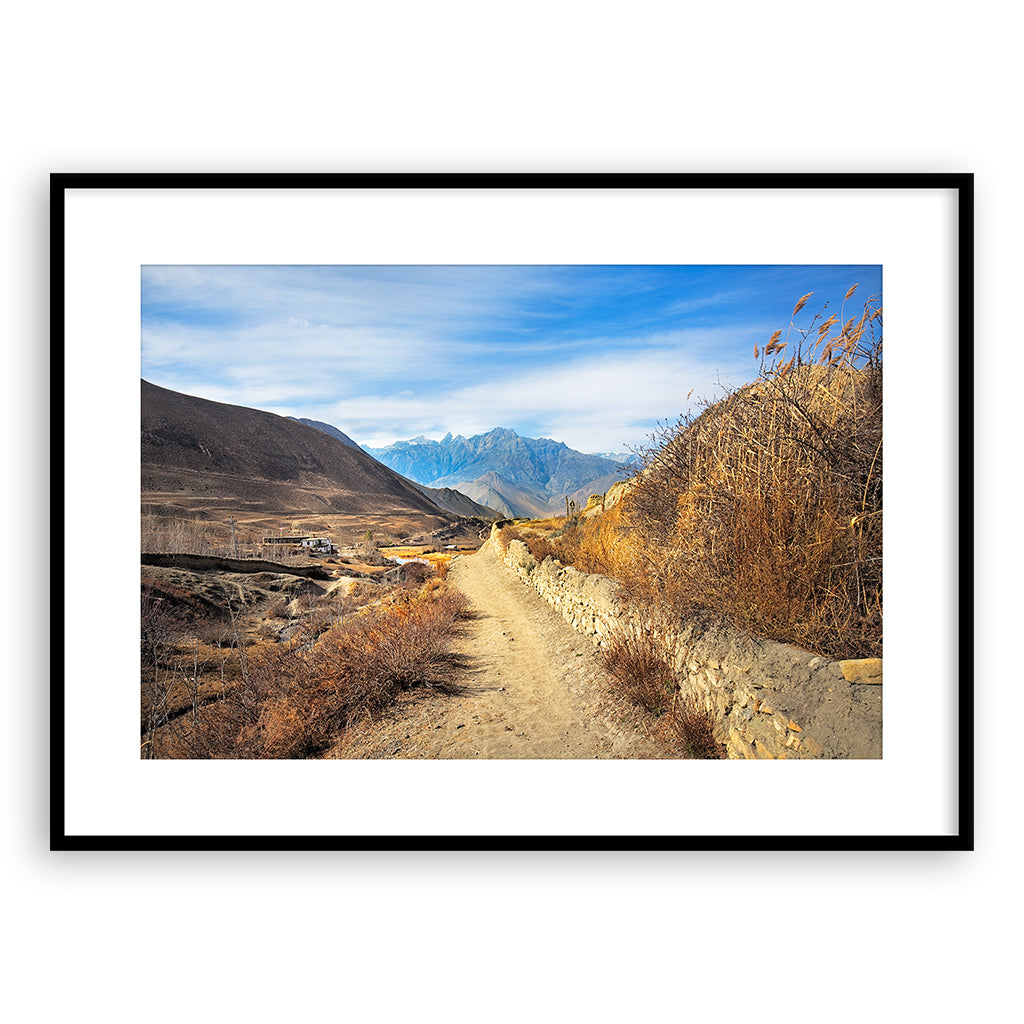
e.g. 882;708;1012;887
526;516;567;532
140;585;183;664
494;522;561;565
494;524;518;552
164;580;471;759
400;560;433;586
254;697;311;759
171;642;300;758
308;587;469;727
602;627;676;716
601;625;724;759
549;504;633;577
608;288;882;660
525;534;559;564
141;513;281;558
667;692;723;759
264;595;290;620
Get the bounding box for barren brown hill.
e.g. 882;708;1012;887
141;379;449;518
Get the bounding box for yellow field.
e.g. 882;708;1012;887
378;546;458;567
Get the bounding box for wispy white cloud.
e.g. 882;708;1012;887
141;264;881;453
294;342;753;453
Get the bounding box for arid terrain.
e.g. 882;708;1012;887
140;298;883;762
140;531;670;759
332;541;665;759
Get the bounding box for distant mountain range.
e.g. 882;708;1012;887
363;427;631;519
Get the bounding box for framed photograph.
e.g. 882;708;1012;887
53;173;971;851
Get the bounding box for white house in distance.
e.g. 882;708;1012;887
261;535;336;555
299;537;335;554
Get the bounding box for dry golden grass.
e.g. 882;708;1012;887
378;545;432;559
552;288;882;661
601;627;676;716
524;516;571;532
379;546;459;570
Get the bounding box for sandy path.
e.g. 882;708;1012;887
337;541;661;759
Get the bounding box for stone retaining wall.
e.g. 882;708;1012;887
491;529;882;759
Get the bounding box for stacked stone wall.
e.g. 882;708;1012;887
491;529;882;760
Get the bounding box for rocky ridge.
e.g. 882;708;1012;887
364;427;629;518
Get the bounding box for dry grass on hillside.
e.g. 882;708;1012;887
511;287;883;662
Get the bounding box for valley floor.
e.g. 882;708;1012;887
332;541;664;759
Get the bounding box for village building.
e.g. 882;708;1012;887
299;537;335;554
261;535;336;554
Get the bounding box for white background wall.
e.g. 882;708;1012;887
6;5;1008;1023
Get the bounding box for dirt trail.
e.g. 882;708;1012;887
337;541;662;759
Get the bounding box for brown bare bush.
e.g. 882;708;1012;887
667;692;724;759
168;579;472;759
601;627;676;716
494;523;518;552
316;591;467;695
399;560;434;586
525;534;559;564
264;595;290;620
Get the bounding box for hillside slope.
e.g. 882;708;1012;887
411;483;500;519
287;417;363;450
454;472;554;519
141;380;448;517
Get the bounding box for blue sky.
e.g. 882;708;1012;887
141;264;882;454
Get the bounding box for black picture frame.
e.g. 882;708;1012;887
51;172;973;852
